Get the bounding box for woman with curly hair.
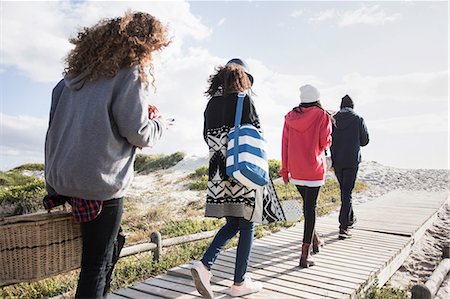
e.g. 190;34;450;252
44;11;171;298
190;59;264;299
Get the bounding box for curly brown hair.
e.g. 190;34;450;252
205;64;253;98
64;11;170;88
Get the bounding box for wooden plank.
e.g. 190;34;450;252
215;253;357;294
140;278;202;298
270;227;410;245
240;245;375;278
273;227;410;245
176;264;317;299
248;249;378;274
130;281;199;299
258;234;403;258
108;293;133;299
211;255;352;298
250;237;395;266
114;287;167;299
162;270;299;299
214;250;369;284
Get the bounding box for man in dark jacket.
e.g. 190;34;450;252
331;95;369;239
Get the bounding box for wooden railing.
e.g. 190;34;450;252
119;229;219;261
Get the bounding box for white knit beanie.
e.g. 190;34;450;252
299;84;320;103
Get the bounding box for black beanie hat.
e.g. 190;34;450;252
341;94;354;109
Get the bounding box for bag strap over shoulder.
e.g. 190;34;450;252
233;92;246;128
232;92;246;171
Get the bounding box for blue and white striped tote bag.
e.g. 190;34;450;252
226;93;269;189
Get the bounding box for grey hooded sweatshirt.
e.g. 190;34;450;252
45;66;166;200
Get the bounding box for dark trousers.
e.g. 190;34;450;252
296;186;320;244
334;167;358;229
75;198;124;299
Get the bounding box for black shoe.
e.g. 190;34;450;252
347;217;357;229
339;229;352;240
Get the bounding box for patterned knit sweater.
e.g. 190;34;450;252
203;92;261;219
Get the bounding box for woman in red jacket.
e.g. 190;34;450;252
280;84;332;268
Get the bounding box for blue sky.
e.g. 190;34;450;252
1;0;448;170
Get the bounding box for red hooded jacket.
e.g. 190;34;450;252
280;106;332;182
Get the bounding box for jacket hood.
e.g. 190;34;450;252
64;69;90;91
333;109;359;130
285;106;326;133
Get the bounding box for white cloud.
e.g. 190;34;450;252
369;114;448;134
338;5;401;27
0;114;48;169
308;9;336;24
1;0;211;82
217;18;226;26
308;5;400;27
320;71;448;108
290;10;304;18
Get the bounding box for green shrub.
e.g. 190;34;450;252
160;218;225;238
0;180;46;215
188;175;208;190
366;285;408;299
274;179;367;216
134;152;185;174
0;171;40;187
12;163;45;171
188;166;208;178
268;159;281;179
187;166;209;190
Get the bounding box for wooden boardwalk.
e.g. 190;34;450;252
111;191;448;299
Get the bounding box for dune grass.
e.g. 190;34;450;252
11;163;45;172
366;285;408;299
134;152;186;174
0;170;46;215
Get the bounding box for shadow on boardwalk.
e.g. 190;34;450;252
112;190;448;299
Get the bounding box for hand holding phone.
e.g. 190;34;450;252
148;105;159;119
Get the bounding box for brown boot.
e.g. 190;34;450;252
299;243;315;268
312;231;324;253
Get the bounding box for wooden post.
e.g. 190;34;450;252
150;231;162;262
411;245;450;299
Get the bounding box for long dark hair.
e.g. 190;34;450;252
294;101;324;113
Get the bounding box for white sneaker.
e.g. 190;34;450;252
229;277;263;297
191;261;214;299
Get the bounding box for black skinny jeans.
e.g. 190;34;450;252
75;198;123;299
334;167;358;230
296;186;320;244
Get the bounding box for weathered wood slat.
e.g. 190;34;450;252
131;280;199;299
257;234;402;259
162;270;297;299
114;287;167;298
209;257;350;298
108;293;132;299
219;250;368;284
113;191;447;299
214;253;356;294
172;265;312;299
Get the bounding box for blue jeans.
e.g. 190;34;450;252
201;217;254;283
75;198;123;299
334;167;358;229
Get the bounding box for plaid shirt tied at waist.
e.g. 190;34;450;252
43;195;103;223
